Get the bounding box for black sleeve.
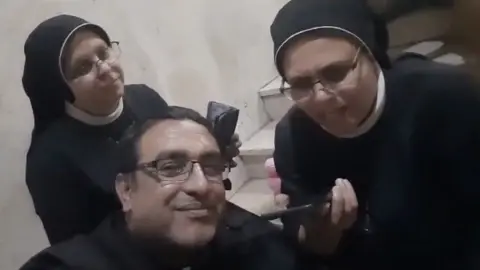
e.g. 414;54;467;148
274;120;302;242
19;252;71;270
137;84;168;107
432;71;480;269
246;231;326;270
274;115;338;267
25;149;96;244
273;119;316;242
223;203;325;270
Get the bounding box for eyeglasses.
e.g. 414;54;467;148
67;41;121;80
137;158;226;185
280;48;361;102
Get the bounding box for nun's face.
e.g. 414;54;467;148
63;31;124;115
282;37;378;135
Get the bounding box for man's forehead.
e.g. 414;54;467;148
138;119;219;159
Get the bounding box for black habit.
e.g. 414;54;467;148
20;203;309;270
274;56;480;269
26;85;169;244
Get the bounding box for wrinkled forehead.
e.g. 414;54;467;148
138;119;220;162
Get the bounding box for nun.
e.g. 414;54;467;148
20;106;304;270
22;15;240;245
270;0;480;268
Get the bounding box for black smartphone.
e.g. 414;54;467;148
260;189;331;220
206;101;239;152
206;101;240;190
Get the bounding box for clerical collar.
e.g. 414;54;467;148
334;70;386;139
65;99;124;126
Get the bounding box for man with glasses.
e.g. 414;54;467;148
20;106;305;270
23;15;242;246
271;0;480;269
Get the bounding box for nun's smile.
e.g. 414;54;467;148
281;36;380;137
63;30;125;116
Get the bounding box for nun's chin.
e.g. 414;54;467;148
113;82;125;98
101;83;124;106
314;111;358;135
315;108;349;124
113;77;123;89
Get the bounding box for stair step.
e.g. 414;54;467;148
240;121;276;156
259;77;293;121
228;178;276;216
239;121;276;180
259;77;284;97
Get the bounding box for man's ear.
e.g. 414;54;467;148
115;173;134;212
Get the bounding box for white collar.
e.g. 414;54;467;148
333;71;386;138
65;99;124;126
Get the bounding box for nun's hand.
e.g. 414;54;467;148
274;193;290;208
225;133;242;168
301;178;358;255
327;178;358;230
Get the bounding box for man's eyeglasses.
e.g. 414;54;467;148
280;47;361;102
67;41;121;80
137;158;226;185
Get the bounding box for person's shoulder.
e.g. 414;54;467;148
124;84;169;117
125;84;169;103
276;106;303;130
387;56;479;112
275;106;308;139
21;235;114;270
26;127;70;173
19;247;70;270
125;84;158;95
26;117;86;177
124;84;164;103
389;57;475;95
275;106;318;152
28;117;77;152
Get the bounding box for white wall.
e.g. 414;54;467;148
0;0;286;269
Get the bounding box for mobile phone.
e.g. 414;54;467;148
206;101;240;191
207;101;239;151
260;189;331;220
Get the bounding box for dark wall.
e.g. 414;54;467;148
369;0;453;21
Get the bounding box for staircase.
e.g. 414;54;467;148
227;77;291;216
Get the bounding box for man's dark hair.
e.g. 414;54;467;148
117;106;220;174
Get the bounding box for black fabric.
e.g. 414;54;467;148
376;0;453;22
274;57;480;269
371;12;391;69
20;203;313;270
25;84;168;245
271;0;390;78
23;14;110;145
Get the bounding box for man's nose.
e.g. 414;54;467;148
182;164;209;196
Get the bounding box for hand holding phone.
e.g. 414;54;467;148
301;178;358;255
